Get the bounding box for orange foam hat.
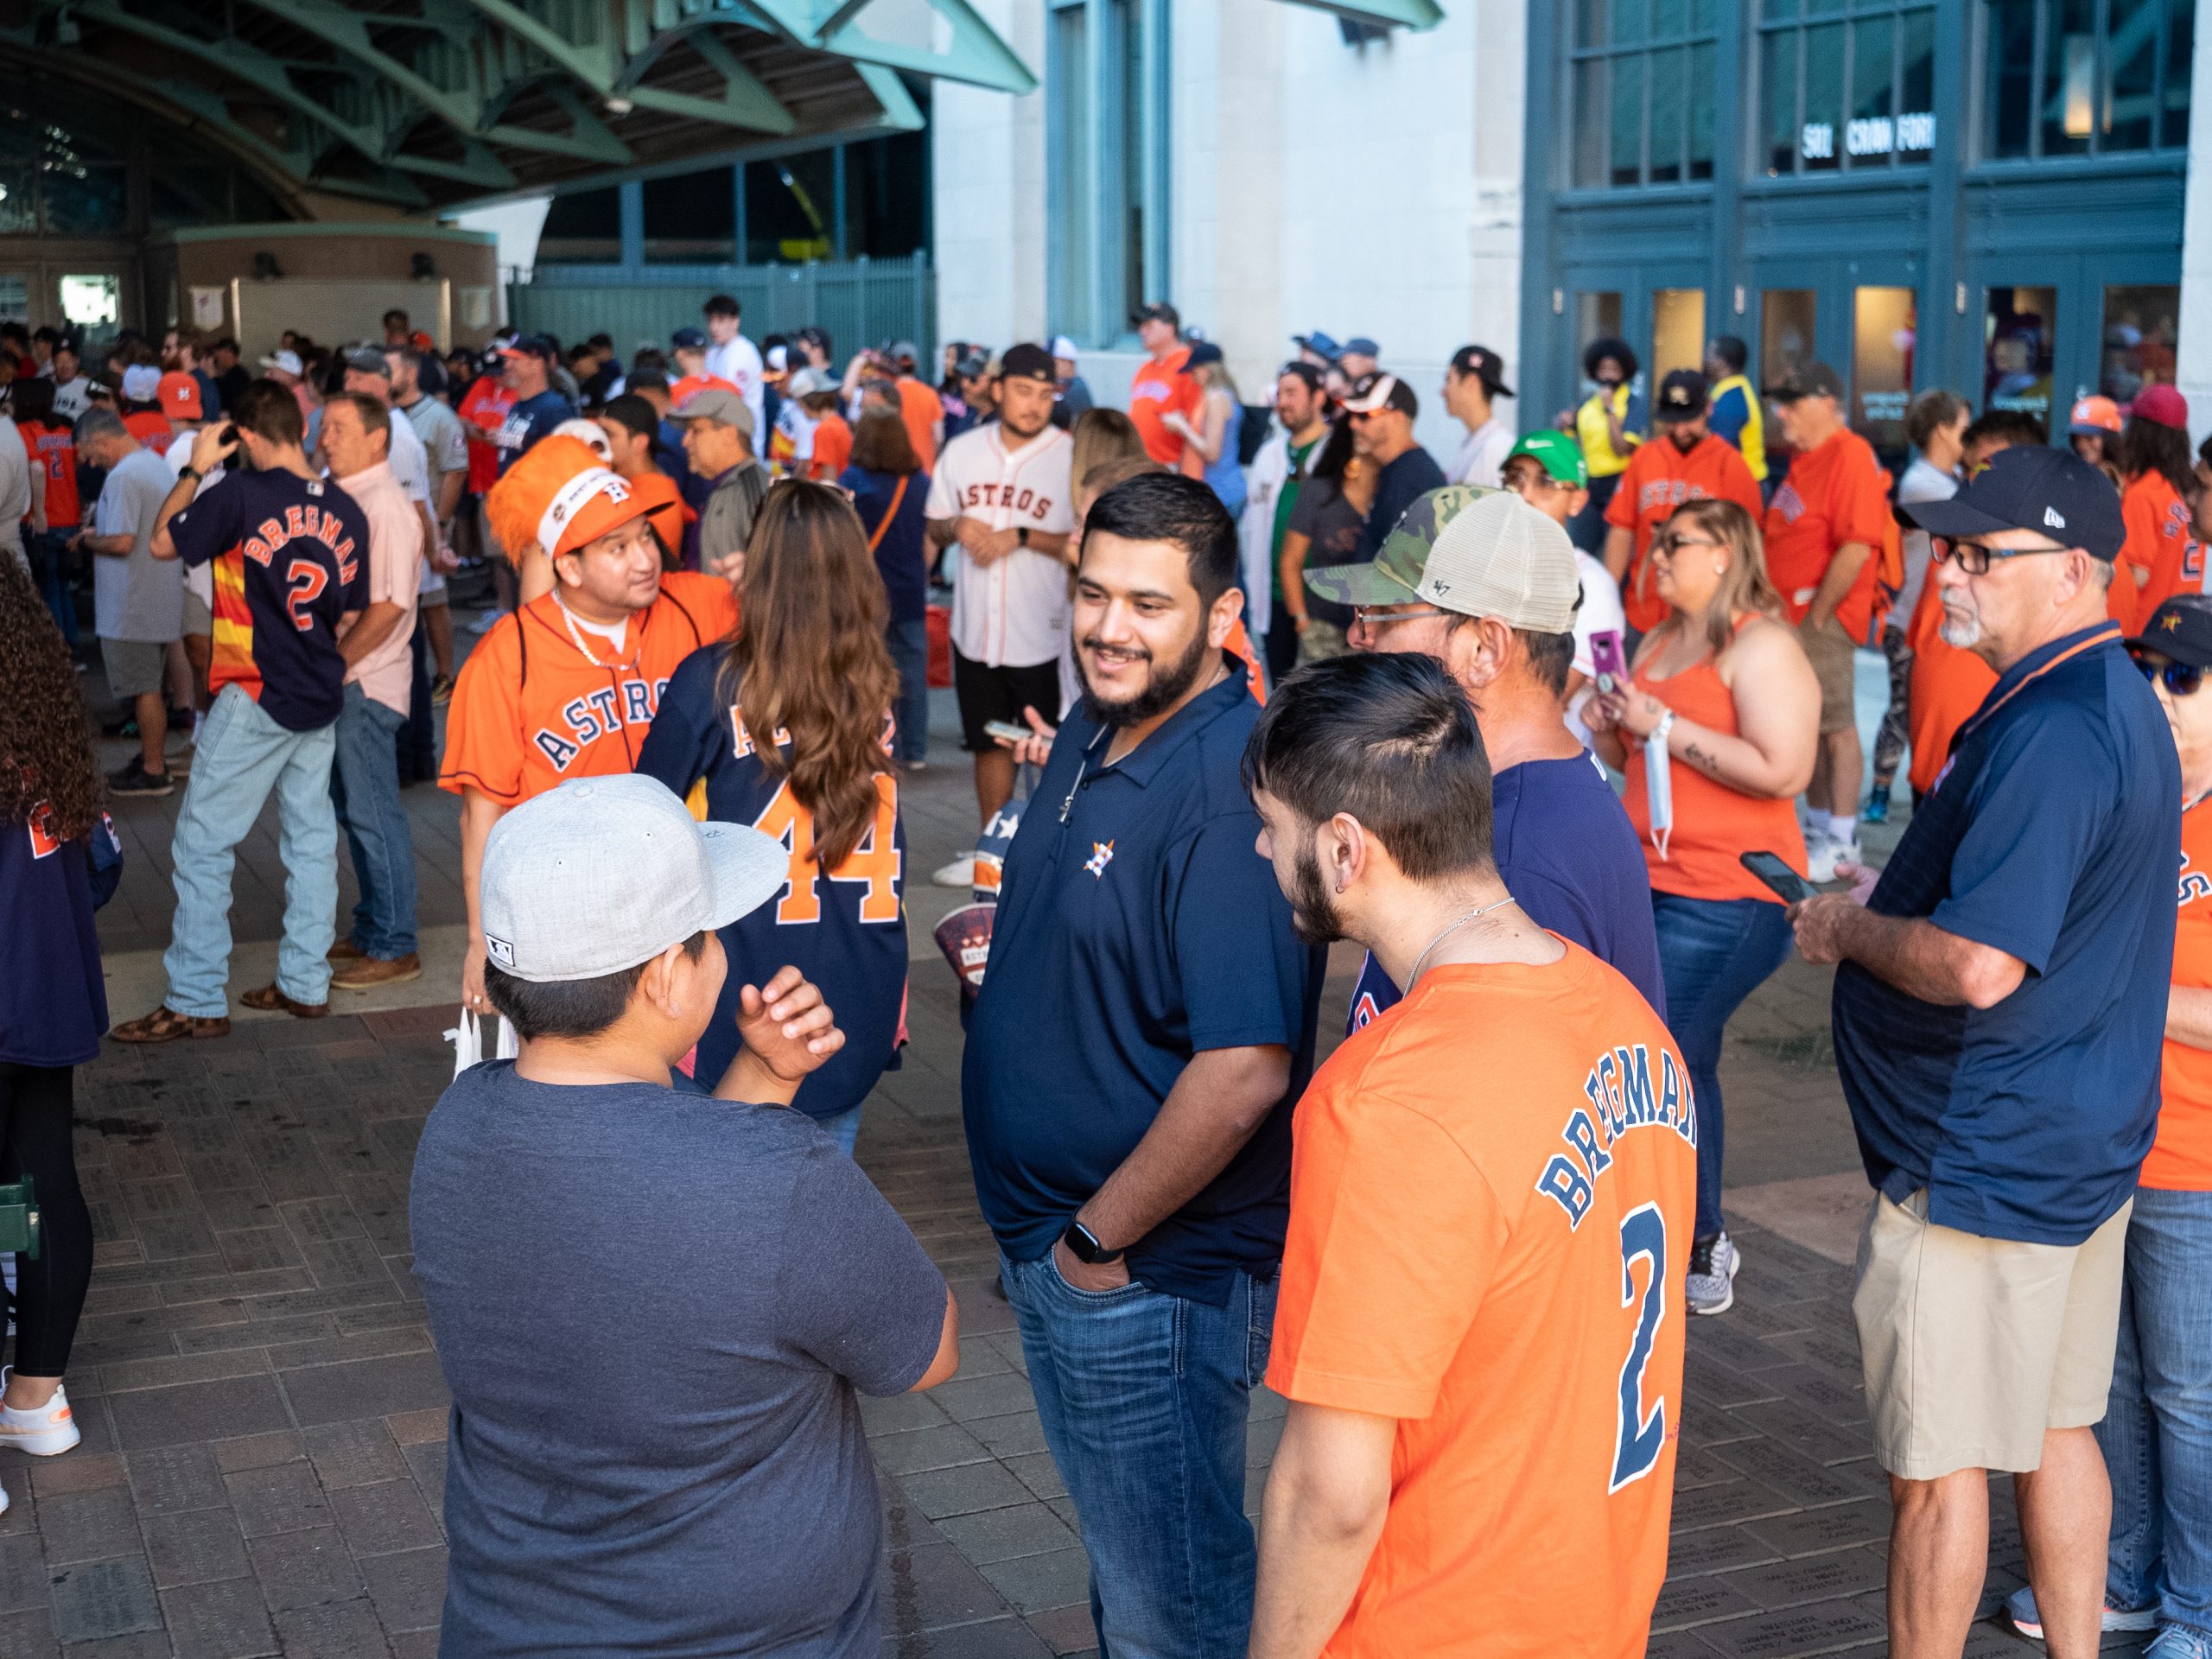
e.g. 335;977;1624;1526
483;435;648;562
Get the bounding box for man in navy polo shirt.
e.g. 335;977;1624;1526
1793;446;2177;1659
963;472;1323;1659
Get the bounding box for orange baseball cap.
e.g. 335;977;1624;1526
484;435;651;563
2068;395;2123;436
156;372;202;421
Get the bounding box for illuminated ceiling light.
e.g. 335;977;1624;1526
603;96;633;116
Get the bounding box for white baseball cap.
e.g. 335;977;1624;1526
259;349;303;377
480;775;787;982
121;365;161;403
1050;336;1080;364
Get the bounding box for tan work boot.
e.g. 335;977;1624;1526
328;952;424;992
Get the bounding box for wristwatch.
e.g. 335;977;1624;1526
1060;1217;1122;1265
1016;526;1031;548
177;465;201;483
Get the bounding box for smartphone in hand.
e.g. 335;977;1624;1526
982;720;1031;745
1589;629;1627;692
1738;850;1818;905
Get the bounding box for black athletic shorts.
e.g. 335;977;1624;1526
952;646;1064;754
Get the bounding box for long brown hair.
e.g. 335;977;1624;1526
717;480;899;868
0;548;102;839
1658;498;1783;656
849;406;919;475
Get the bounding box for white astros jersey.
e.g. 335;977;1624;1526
925;422;1077;670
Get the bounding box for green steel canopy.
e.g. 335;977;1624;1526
0;0;1038;213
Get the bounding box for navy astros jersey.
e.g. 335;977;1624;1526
636;647;908;1117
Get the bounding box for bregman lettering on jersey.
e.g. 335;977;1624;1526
1267;947;1695;1657
166;470;371;733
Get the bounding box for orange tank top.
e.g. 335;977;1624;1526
1622;631;1808;905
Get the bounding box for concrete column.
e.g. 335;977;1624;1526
932;0;1049;350
2180;11;2212;446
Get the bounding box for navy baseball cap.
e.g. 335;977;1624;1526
1341;337;1381;359
998;342;1056;383
1294;331;1341;360
2130;596;2212;669
671;326;708;350
1905;445;2126;563
1654;368;1709;423
1181;341;1224;372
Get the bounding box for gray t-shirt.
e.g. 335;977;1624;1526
400;393;468;492
410;1062;948;1658
92;447;182;642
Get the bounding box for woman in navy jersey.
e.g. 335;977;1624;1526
638;480;909;1154
0;550;105;1504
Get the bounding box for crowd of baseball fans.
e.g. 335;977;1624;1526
0;289;2208;1659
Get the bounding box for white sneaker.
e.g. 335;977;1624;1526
2005;1584;2158;1641
0;1370;82;1457
931;854;976;889
1807;831;1859;884
1686;1232;1740;1315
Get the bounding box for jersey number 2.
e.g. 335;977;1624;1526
753;775;901;925
1611;1202;1669;1493
283;558;327;632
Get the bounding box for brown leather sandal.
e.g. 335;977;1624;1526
111;1006;231;1044
240;984;329;1020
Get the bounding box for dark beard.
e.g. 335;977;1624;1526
1078;626;1211;729
1670;429;1700;453
1287;845;1344;946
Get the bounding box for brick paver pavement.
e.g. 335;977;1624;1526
16;652;2139;1656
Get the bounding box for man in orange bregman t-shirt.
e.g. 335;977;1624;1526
1603;369;1762;637
1244;652;1693;1659
440;435;736;1017
1127;302;1202;471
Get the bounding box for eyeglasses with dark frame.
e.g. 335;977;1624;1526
1929;536;2075;575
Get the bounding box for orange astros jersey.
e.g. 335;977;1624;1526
1268;942;1696;1659
439;571;737;806
2148;796;2212;1192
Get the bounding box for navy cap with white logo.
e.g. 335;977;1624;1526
1905;445;2126;563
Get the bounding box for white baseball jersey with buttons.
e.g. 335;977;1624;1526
925;422;1076;669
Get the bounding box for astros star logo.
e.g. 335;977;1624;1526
1084;840;1116;878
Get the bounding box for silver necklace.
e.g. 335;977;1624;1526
552;594;637;671
1404;894;1518;989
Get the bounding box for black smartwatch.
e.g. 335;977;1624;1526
177;465;201;483
1061;1217;1122;1265
1016;525;1031;548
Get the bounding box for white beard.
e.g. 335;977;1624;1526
1938;610;1982;650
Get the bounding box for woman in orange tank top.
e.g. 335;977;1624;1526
1587;498;1820;1312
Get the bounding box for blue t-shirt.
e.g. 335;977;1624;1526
1709;383;1751;450
963;667;1326;1305
1831;623;2178;1246
1348;752;1666;1033
0;810;109;1066
411;1063;946;1658
634;649;909;1118
168;468;371;732
840;466;931;624
493;389;575;476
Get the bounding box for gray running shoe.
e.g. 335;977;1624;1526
1686;1231;1739;1316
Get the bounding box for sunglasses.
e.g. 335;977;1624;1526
2133;653;2209;698
1929;537;2073;575
1652;532;1724;556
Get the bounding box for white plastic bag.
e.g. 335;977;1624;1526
447;1007;518;1078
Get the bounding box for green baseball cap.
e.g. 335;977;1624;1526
1305;486;1583;634
1503;429;1587;489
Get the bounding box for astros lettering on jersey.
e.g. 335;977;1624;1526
925;422;1077;669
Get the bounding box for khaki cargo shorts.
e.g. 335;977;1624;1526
1796;614;1859;735
1852;1187;2129;1480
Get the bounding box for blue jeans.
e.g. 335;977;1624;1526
1001;1251;1274;1659
163;685;339;1018
25;530;77;645
887;614;929;765
1650;892;1794;1241
2098;1185;2212;1638
329;682;418;959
